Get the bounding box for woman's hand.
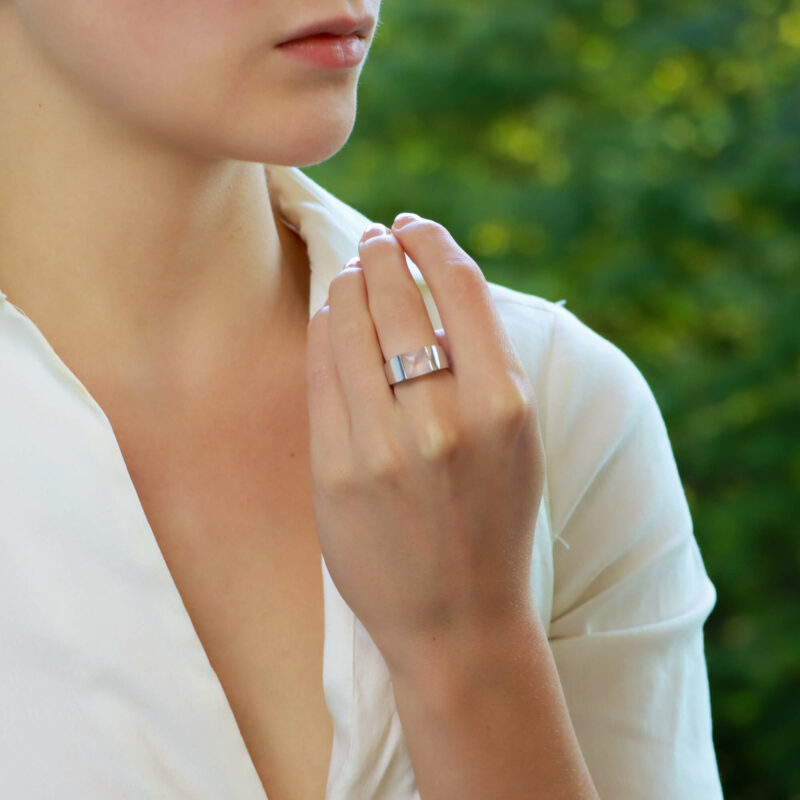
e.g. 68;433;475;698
305;213;545;674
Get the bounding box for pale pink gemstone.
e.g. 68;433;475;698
404;347;433;378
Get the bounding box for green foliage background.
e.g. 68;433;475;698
305;1;800;797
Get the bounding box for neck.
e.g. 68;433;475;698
0;13;308;391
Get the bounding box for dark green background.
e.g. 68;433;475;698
305;1;800;797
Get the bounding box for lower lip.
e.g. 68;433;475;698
276;33;366;69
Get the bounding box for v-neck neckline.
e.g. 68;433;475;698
0;164;356;799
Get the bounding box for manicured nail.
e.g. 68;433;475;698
360;222;389;243
392;212;421;230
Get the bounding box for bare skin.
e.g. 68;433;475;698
0;1;381;797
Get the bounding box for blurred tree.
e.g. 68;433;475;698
305;1;800;797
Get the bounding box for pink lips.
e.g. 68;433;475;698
276;32;367;69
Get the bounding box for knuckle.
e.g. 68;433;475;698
450;257;484;283
422;219;452;242
445;261;485;303
328;266;364;298
362;435;406;481
379;291;422;327
318;466;354;498
406;219;485;287
487;383;532;428
424;222;480;267
415;416;462;463
314;452;356;496
359;233;396;254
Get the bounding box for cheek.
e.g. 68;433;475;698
21;0;251;115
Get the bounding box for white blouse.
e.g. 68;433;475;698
0;164;723;799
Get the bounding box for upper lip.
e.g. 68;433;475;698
276;15;374;45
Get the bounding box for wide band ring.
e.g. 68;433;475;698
384;344;451;386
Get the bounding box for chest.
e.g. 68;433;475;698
103;379;333;800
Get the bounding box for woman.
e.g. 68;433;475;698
0;2;723;799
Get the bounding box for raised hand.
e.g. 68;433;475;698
305;212;545;674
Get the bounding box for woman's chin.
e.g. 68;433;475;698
253;117;356;168
163;93;358;167
212;92;357;164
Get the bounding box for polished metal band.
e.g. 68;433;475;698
384;344;451;386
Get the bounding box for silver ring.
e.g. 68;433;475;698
384;344;450;386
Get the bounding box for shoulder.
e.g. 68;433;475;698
276;165;646;404
483;282;652;419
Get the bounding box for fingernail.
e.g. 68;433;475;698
360;222;389;243
392;212;421;230
341;256;361;272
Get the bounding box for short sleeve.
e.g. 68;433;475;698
542;304;723;799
